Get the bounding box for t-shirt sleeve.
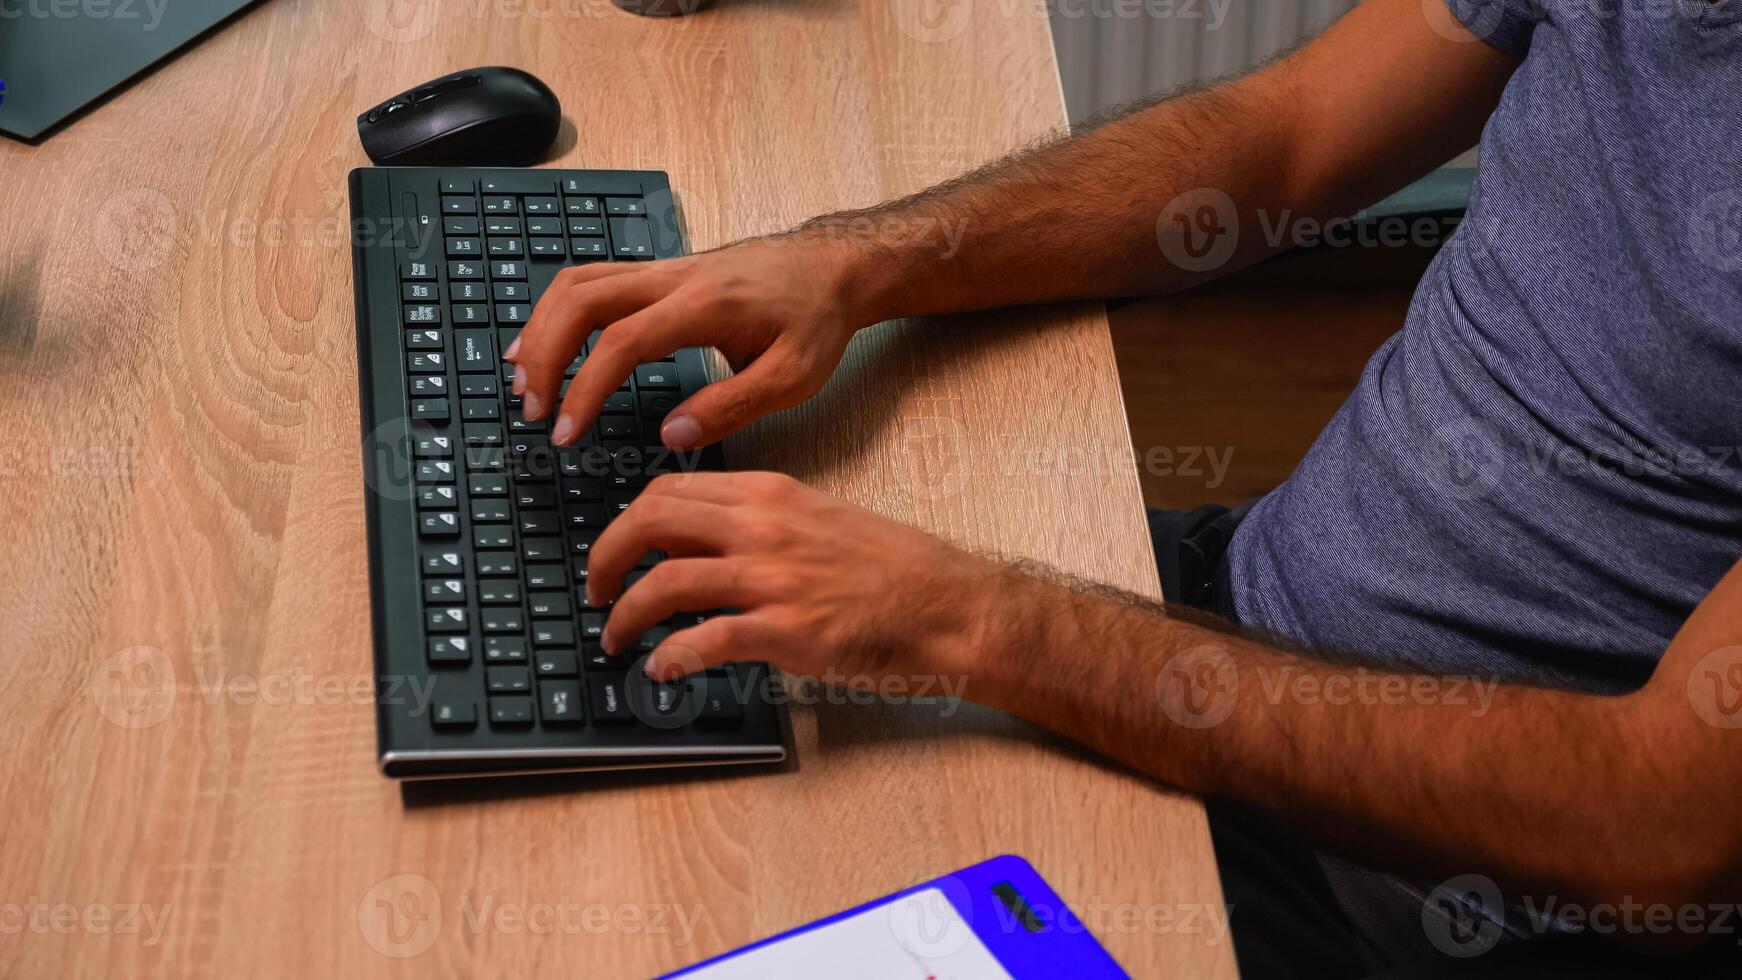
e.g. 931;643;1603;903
1445;0;1541;56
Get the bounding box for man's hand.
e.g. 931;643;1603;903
587;471;1009;685
506;239;873;452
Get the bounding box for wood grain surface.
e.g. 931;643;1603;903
0;1;1235;976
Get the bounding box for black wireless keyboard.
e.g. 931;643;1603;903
349;167;788;779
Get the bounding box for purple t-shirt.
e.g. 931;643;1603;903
1228;0;1742;693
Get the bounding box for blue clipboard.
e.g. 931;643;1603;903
661;855;1129;979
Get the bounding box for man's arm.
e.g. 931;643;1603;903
588;473;1742;939
509;0;1520;450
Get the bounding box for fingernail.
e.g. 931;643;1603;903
504;337;521;361
600;628;616;654
551;415;575;445
585;584;599;608
524;390;543;420
643;655;663;679
512;365;527;396
662;414;701;450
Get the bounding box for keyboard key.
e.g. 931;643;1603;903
443;217;480;235
460;375;499;396
465;423;504;447
405;329;444;350
479;580;521;604
403;304;441;325
408;375;447;395
451;281;489;303
495;303;530;324
647;681;685;717
485;217;523;235
416;461;456;483
635;363;679;389
527;217;562;236
454;330;496;371
446;237;482;257
694;671;745;725
424;550;465;574
488;237;524;257
441;196;477;214
486;666;532;693
482;610;524;633
580;612;606;641
523;537;562;562
418;485;459;509
570;238;607;258
532;622;574;647
640;391;680;421
524;197;559;214
403;282;439;301
428;636;471;665
474;526;513;549
489;697;534;726
401;259;437;280
568;217;604;237
529;593;571;618
448;260;484;280
535;650;579;677
407;352;447;373
413;432;454;457
472;500;511;523
441;178;475;193
610;216;654;257
606;196;646;216
491;261;525;279
469;472;507;495
540;681;584;724
486;637;528;662
564;193;602;215
463;399;501;420
482;174;554;195
494;282;530;302
530;238;566;257
424;578;466;602
524;563;564;589
519;511;560;535
635;626;670;654
427;606;467;632
477;552;518;576
589;677;633;721
430;698;476;727
482;196;516;214
411;398;449;421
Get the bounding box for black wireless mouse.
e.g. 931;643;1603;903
357;67;561;166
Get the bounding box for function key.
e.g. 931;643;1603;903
441;196;477;215
407;350;447;372
423;550;465;574
440;178;476;194
408;375;447;396
420;511;461;537
417;460;456;482
449;260;485;280
428;636;472;665
605;197;646;216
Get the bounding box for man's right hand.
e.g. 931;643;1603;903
505;237;875;451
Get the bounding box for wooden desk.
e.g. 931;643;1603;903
0;1;1233;976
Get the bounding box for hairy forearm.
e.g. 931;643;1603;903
797;70;1308;321
973;565;1736;911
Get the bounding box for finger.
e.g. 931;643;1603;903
645;613;785;681
549;295;696;446
659;355;805;451
601;558;759;655
516;275;672;421
588;495;744;606
508;263;641;362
